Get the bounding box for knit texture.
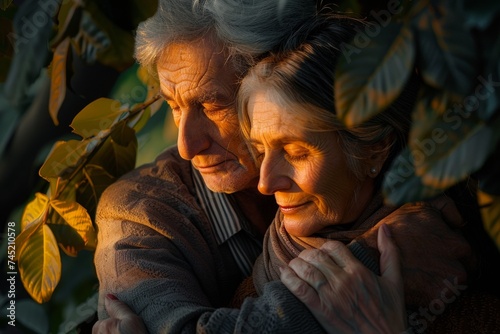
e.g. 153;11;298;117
94;146;325;333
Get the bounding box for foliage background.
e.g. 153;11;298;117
0;0;499;332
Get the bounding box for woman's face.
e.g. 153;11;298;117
247;90;375;236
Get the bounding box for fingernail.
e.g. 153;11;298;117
381;223;392;238
106;293;118;300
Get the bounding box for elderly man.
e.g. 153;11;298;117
93;0;474;333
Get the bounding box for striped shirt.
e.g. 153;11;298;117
192;166;263;276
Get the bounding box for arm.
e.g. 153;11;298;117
281;224;406;334
94;160;324;333
352;196;476;309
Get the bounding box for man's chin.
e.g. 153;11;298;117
201;172;254;194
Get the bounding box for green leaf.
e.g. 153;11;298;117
50;199;96;246
335;22;415;127
409;92;500;189
19;224;61;303
39;140;89;181
412;5;479;96
70;98;125;139
49;37;71;126
477;190;500;250
21;193;50;231
382;148;443;205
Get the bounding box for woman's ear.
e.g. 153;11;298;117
366;136;393;178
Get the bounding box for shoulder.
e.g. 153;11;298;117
97;145;204;228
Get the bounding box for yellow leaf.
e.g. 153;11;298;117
50;199;95;245
39;140;89;181
49;37;71;126
48;212;85;257
18;225;61;303
70;98;126;138
14;216;45;262
477;190;500;250
129;106;151;132
21;193;49;231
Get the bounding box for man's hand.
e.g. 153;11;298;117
280;224;406;334
92;294;147;334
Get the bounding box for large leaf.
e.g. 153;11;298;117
15;213;46;262
412;5;479;96
477;190;500;250
49;37;71;126
21;193;50;231
335;22;415;127
39;140;90;181
410;92;500;189
70;98;125;139
50;199;95;246
77;164;116;218
47;212;85;257
88;121;137;177
18;224;62;303
382;147;443;205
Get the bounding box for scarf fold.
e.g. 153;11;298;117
253;193;397;294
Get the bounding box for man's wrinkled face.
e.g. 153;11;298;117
157;37;259;193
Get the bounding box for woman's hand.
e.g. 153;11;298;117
92;294;147;334
280;224;406;334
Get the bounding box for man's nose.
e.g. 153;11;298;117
177;108;211;160
257;154;292;195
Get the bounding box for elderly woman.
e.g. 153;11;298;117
237;14;480;332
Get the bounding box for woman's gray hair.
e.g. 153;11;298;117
239;14;418;185
135;0;317;75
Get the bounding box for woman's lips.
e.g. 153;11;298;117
278;202;309;214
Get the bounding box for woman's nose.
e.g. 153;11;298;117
257;154;292;195
176;108;211;160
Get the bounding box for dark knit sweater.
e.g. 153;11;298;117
94;146;325;333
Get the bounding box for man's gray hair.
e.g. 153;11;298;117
134;0;317;75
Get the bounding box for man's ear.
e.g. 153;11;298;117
365;135;393;178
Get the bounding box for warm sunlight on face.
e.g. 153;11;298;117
247;89;375;236
156;37;259;193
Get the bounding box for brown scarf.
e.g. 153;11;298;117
252;193;397;294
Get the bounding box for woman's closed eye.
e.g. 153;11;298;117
284;145;310;163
